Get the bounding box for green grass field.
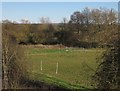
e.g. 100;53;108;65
24;46;103;89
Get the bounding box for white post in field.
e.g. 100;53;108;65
41;60;42;71
56;62;58;74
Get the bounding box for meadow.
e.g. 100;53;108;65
24;45;104;89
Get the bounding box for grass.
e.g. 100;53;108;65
24;46;103;89
28;72;87;90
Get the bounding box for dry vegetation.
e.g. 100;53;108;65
2;7;119;90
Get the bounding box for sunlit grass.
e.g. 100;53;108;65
24;47;103;88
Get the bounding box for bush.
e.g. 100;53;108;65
94;37;120;89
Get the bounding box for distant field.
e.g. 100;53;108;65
24;46;104;88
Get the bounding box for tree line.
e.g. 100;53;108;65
2;7;118;48
2;7;120;89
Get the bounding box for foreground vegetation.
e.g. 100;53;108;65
23;45;103;88
2;6;119;90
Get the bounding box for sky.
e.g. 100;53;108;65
1;0;120;2
2;2;118;23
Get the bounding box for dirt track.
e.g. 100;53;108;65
22;44;67;49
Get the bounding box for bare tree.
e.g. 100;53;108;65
93;8;119;89
40;17;50;24
2;22;26;89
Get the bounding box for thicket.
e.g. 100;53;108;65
2;7;118;48
2;24;27;89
